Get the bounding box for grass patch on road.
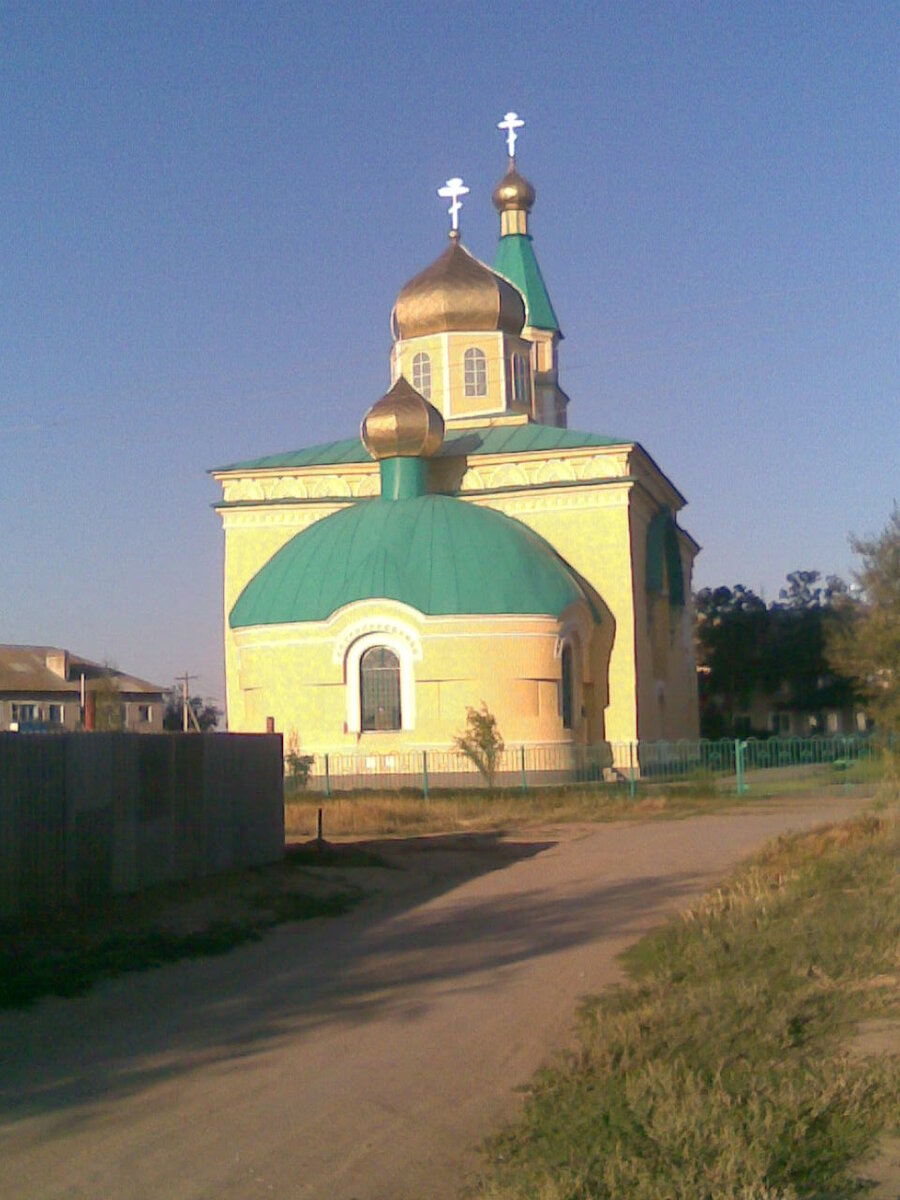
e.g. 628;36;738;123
0;844;369;1010
473;810;900;1199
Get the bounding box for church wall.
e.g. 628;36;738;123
471;484;640;746
230;604;594;756
392;330;533;422
216;443;699;747
221;504;348;731
672;535;701;738
628;494;700;744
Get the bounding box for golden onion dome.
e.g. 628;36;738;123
492;162;536;213
391;236;526;342
361;377;445;460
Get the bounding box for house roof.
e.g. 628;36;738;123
0;646;166;696
230;494;594;628
214;421;627;474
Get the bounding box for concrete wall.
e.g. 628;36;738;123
0;732;284;921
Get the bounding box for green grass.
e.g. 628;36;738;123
472;810;900;1199
0;846;364;1010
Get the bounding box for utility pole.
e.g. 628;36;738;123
179;671;200;732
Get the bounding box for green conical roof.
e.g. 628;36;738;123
230;495;590;628
493;234;559;333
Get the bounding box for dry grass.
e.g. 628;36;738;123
472;809;900;1199
284;782;744;839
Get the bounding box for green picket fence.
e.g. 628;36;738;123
294;735;888;797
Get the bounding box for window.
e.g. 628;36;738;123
48;703;64;724
560;643;575;730
11;703;37;724
138;704;152;723
512;353;530;407
411;352;432;400
463;348;487;397
360;647;402;731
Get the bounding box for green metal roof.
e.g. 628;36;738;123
215;422;625;474
493;234;559;333
230;495;591;627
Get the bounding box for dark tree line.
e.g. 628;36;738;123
695;570;858;739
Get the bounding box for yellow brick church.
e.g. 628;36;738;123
213;115;700;761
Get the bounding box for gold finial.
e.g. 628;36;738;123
492;163;536;214
494;111;535;235
361;377;445;461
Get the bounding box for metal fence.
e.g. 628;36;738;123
290;735;889;798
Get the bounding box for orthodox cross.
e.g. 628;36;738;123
437;177;469;233
498;111;524;158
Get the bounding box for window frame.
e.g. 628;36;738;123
463;347;488;398
345;632;417;733
359;646;402;732
560;642;575;730
411;352;432;400
512;352;530;408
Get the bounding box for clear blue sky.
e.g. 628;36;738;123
2;2;897;712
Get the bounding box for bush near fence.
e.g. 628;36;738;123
0;732;284;922
286;736;885;797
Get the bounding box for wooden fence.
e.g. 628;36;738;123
0;732;284;921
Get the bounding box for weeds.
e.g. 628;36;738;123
284;785;753;839
473;811;900;1199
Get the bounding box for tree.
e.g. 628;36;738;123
454;702;505;788
284;729;314;786
92;668;125;731
695;573;856;738
694;585;768;737
162;687;221;732
827;507;900;732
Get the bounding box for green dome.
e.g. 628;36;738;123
230;496;590;628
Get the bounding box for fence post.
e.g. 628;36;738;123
423;750;429;799
628;741;636;800
324;752;331;799
520;745;527;792
735;739;747;795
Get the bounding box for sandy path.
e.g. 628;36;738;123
0;795;871;1200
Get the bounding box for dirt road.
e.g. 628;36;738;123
0;796;871;1200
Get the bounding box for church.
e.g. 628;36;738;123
212;115;700;766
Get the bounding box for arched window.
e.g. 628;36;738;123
512;353;530;407
560;642;575;730
463;347;487;397
411;352;432;400
360;646;402;731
